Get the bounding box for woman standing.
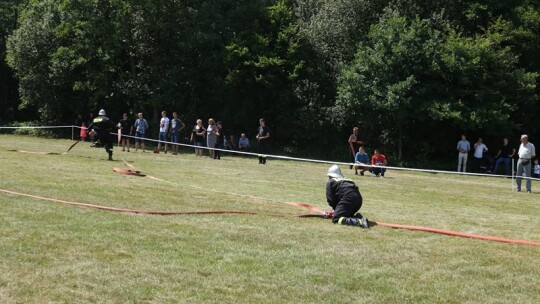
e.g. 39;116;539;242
214;121;224;160
118;113;131;152
190;119;206;157
206;118;218;159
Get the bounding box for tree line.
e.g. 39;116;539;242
1;0;539;165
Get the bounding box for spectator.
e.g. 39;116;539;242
228;135;238;150
516;135;536;193
256;118;270;164
87;109;115;161
493;137;515;175
134;113;149;152
157;110;170;154
118;113;131;152
190;119;205;157
457;134;470;172
238;133;250;151
214;121;224;160
370;149;387;177
324;165;369;228
472;137;488;173
206;118;218;159
169;112;185;155
534;159;540;178
80;122;87;141
348;127;363;169
353;146;370;176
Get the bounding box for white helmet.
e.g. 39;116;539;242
98;109;106;116
327;165;344;179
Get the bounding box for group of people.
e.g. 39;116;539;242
347;127;388;178
188;117;270;163
79;110;271;163
457;134;537;192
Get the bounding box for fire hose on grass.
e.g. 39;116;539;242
2;147;539;247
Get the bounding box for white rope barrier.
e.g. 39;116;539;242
2;124;539;182
114;132;540;182
0;125;74;129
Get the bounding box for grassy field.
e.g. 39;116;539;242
0;134;539;303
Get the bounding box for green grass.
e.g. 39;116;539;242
0;134;539;303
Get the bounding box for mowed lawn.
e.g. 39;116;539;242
0;134;539;303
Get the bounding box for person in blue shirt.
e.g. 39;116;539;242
238;133;250;151
353;146;370;176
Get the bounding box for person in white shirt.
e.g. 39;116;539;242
516;134;536;193
157;110;170;153
456;134;470;172
472;137;488;173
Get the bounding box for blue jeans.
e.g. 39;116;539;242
170;131;180;143
516;159;532;192
159;132;167;142
493;157;511;175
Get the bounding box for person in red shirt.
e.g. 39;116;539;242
370;149;387;177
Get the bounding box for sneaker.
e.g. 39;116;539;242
354;172;359;176
353;213;362;218
108;151;113;161
517;189;521;192
360;171;364;176
527;190;531;193
376;173;381;177
361;217;369;229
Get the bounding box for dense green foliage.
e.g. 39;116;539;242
2;0;539;163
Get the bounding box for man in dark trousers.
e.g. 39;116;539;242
325;165;369;228
256;118;270;164
87;109;116;160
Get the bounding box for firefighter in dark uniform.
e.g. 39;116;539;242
87;109;116;160
325;165;369;228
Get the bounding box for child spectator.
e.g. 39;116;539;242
534;159;540;178
80;122;87;141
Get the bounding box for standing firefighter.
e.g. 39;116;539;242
88;109;116;161
325;165;369;228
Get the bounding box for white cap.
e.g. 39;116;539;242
327;165;344;179
99;109;106;116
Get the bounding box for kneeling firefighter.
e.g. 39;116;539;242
325;165;369;228
87;109;116;160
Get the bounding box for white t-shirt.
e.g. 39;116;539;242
518;142;536;159
159;117;170;132
474;143;487;158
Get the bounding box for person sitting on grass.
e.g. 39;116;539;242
238;133;250;151
369;149;387;177
353;146;370;176
324;165;369;228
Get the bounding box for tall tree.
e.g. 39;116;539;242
335;12;537;160
0;0;27;120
